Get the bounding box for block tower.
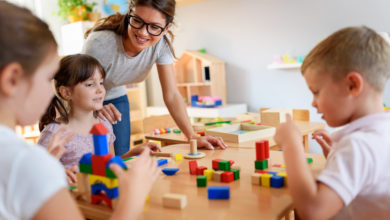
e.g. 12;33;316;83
254;140;269;171
77;123;127;209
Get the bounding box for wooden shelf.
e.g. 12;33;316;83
267;63;301;70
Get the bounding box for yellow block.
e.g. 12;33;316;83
261;174;273;187
89;174;118;188
145;194;150;201
280;165;286;168
174;154;183;161
277;172;288;186
204;169;215;181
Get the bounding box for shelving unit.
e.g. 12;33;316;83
174;50;227;105
176;0;208;7
15;124;40;144
267;63;302;70
126;82;147;147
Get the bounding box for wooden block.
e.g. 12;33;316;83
213;171;224;182
204;169;215;181
189;161;198;175
196;166;207;175
92;154;112;177
255;140;266;161
162;193;187;209
89;174;118;188
221;171;234;183
190;139;197;154
218;160;231;171
260;108;293;127
251;173;262;185
174;154;183;161
261;174;273;187
205;124;275;143
277;172;288;186
151;152;173;157
76;172;91;194
212;159;222;170
197;175;207;187
231;164;240;170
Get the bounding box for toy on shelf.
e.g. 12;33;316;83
184;139;206;159
267;54;305;70
191;95;222;108
205;123;275;143
153;128;171;135
77;123;127;209
384;104;389;111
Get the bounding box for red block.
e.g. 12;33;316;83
256;140;265;161
264;140;269;159
221;171;234;183
92;154;112;176
189;160;198;175
229;160;235;166
91;193;113;209
212;159;222;170
272;164;281;168
197;131;205;136
90;123;108;135
196;166;207;175
256;170;268;174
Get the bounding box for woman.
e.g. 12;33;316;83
83;0;227;155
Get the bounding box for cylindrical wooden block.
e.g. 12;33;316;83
190;139;197;154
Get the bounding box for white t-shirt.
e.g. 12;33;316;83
83;30;174;101
317;112;390;219
0;125;67;219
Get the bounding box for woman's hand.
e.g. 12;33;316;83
47;126;73;159
97;103;122;124
192;135;227;150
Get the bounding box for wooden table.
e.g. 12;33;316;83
145;121;325;153
74;144;326;220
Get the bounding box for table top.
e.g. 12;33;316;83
74;144;326;220
145;121;325;149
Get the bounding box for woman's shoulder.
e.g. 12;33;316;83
86;30;118;45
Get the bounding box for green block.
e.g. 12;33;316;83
123;157;134;162
307;157;313;164
197;175;207;187
79;163;92;174
68;185;77;191
218;160;231;171
173;129;181;134
105;168;117;178
255;160;268;170
231;169;240;180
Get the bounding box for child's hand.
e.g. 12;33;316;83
110;149;160;219
122;142;162;159
274;114;302;149
97;103;122;124
65;165;78;185
144;142;161;152
312;129;332;158
47;126;73;159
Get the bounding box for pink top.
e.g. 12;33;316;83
38;119;115;169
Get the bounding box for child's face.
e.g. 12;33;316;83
16;50;59;125
70;69;105;112
304;68;354;127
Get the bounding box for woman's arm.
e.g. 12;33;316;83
156;64;227;149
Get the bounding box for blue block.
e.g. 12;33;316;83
91;183;119;199
79;152;92;165
267;171;278;176
157;159;168;166
162;168;179;176
93;134;108;155
270;176;284;188
208;186;230;200
106;156;127;169
191;95;198;102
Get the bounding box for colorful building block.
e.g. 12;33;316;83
267;171;277;176
157;158;168;167
277;172;288;186
174;154;183;161
255;160;268;170
251;173;262;185
261;174;273;187
231;169;240;180
264;140;269;159
93;135;109;156
162;193;187;209
80;163;92;174
231;164;240;170
162;168;179;176
91;183;119;199
80;152;92;164
270;176;284;188
189;161;198;175
197;175;207;187
92;154;112;176
212;159;222;170
91;193;113;209
256;170;268;174
255;140;266;161
196;166;207;175
208;186;230;200
106;156;127;170
218;160;231;171
204;169;215;181
89;174;118;188
221;171;234;183
307;157;313;164
212;171;224;182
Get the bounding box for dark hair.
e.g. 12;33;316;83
39;54;107;131
0;1;57;76
85;0;176;58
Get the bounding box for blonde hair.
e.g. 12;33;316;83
301;26;390;91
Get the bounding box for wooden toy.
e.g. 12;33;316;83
197;175;207;187
255;160;268;170
196;166;207;175
212;159;222;170
184;139;205;159
204;169;215;181
260;108;293;127
277;172;288;186
162;168;179;176
207;186;230;200
157;159;168;167
231;169;240;180
212;171;224;182
205;124;275;143
221;171;234;183
270;176;284;188
162;193;187;209
231;164;241;170
174;154;183;161
261;174;273;187
151;152;173;157
218;160;230;171
251;173;262;185
189;161;198;175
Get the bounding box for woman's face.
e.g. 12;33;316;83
127;5;171;53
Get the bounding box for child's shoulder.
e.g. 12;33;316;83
41;122;62;133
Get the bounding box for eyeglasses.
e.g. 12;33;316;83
128;15;168;36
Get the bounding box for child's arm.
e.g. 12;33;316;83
312;129;332;158
121;142;162;159
110;148;160;220
274;115;344;219
40;126;73;159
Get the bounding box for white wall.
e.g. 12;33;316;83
173;0;390;118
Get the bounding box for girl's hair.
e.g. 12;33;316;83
0;1;57;76
39;54;106;131
85;0;176;58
